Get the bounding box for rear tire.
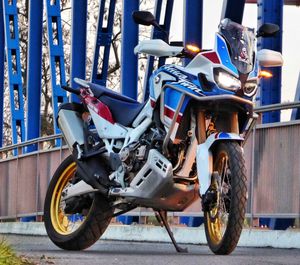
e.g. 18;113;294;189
204;141;247;255
44;155;113;250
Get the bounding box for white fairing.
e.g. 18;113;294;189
88;106;128;139
183;34;237;79
257;49;283;67
88;99;154;152
124;117;152;146
134;39;183;57
197;133;244;196
152;71;176;100
132;100;152;127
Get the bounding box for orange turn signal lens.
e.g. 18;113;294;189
259;70;273;78
186;44;201;53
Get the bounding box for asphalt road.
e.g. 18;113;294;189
3;235;300;265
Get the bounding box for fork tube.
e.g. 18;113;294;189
230;112;239;134
196;111;206;144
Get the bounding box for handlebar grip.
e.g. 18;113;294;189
62;85;81;95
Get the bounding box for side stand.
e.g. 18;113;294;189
155;210;188;253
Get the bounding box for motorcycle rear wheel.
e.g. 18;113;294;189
44;155;113;250
204;141;247;255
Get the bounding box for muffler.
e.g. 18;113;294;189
57;105;85;151
57;103;109;194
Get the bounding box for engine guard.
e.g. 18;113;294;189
196;132;244;196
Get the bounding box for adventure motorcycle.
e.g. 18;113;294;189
44;12;283;254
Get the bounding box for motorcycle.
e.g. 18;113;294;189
44;11;283;254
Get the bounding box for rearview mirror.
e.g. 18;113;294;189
132;11;169;43
132;11;159;27
257;23;280;38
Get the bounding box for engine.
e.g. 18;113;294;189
112;126;165;186
121;127;165;171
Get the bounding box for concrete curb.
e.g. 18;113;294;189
0;222;300;248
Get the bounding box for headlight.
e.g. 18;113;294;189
243;78;258;97
214;69;241;92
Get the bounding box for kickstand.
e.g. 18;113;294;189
155;210;188;253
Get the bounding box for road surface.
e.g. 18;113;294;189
3;235;300;265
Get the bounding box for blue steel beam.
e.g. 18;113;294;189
71;0;87;102
143;0;174;101
142;0;162;101
156;0;174;68
0;1;4;147
91;0;116;86
184;0;203;66
247;0;300;5
142;0;163;102
26;0;43;151
258;0;283;123
221;0;246;24
290;73;300;120
2;0;25;144
121;0;139;99
45;0;68;134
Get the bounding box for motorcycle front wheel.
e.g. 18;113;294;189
44;155;113;250
204;141;247;255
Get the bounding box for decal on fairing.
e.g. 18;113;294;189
201;52;221;64
161;65;204;96
164;87;190;113
238;47;250;64
164;105;183;123
162;65;189;79
163;104;183;141
216;34;239;75
149;97;156;108
214;132;243;140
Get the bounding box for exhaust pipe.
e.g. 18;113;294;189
57;104;108;194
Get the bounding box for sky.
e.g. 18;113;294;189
168;0;300;119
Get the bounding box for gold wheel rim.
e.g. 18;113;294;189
50;162;84;235
206;153;230;245
206;209;224;244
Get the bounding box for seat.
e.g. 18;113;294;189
88;82;145;127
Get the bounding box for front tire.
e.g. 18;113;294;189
204;141;247;255
44;155;113;250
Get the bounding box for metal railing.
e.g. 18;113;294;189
0;134;69;220
0;102;300;223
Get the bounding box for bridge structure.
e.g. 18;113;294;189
0;0;299;227
0;0;300;148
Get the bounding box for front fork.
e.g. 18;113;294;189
196;133;244;196
195;111;244;197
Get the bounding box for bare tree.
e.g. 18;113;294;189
2;0;154;145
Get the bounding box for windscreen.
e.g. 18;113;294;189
219;19;255;74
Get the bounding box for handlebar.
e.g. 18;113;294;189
62;85;81;95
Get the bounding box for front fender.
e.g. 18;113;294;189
197;132;243;196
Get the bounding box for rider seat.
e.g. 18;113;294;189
88;83;145;127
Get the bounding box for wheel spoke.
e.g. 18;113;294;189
206;148;233;245
204;142;247;254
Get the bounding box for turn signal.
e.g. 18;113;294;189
186;44;201;53
259;70;273;78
